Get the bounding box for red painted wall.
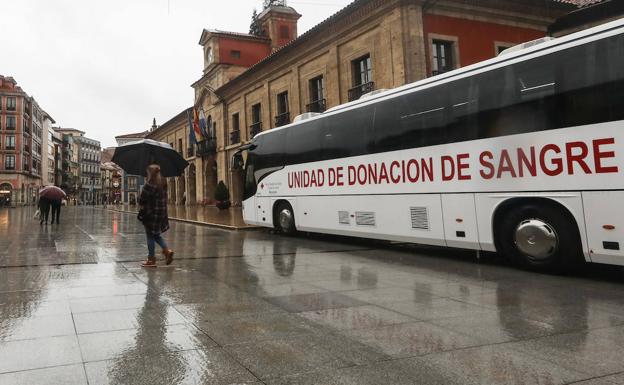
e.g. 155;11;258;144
218;37;271;67
423;14;546;74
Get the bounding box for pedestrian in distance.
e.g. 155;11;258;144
50;198;63;224
38;195;50;225
139;164;174;267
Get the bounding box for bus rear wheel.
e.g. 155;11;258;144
499;203;582;272
275;202;296;235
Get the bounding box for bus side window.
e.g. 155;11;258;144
375;86;449;152
254;130;286;180
322;106;374;160
447;78;479;143
285;120;324;166
556;33;624;128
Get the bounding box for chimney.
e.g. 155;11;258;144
258;4;301;52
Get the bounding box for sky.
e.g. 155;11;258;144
1;0;354;148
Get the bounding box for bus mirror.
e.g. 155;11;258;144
232;153;244;170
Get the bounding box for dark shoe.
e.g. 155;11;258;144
141;259;157;268
163;249;174;265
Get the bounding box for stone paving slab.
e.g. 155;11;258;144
0;207;624;384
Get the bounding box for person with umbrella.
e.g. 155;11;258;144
112;140;188;267
138;164;174;267
40;185;66;225
38;188;51;225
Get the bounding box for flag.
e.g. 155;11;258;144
199;107;210;139
187;109;198;144
193;108;204;142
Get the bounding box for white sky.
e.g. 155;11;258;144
1;0;353;148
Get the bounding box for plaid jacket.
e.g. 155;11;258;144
139;183;170;235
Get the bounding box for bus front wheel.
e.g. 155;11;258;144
499;203;582;272
275;202;296;235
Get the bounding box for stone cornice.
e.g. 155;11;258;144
217;0;397;98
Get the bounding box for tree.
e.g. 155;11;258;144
249;8;261;36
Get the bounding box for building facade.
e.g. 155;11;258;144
41;112;58;186
149;0;578;207
74;136;102;204
0;75;48;205
146;109;198;205
55;128;85;202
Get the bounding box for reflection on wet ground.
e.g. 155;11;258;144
1;207;624;384
111;204;252;229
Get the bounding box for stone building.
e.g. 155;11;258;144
75;136;102;204
0;75;48;205
41;112;58;186
55;128;84;201
158;0;577;206
146;109;203;205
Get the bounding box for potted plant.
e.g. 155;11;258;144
214;181;231;210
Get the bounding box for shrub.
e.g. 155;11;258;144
214;181;230;202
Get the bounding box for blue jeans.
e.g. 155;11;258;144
146;232;168;258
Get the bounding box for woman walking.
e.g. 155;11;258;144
139;164;174;267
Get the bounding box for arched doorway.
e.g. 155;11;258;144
0;183;13;207
177;175;186;205
188;164;197;205
204;159;218;203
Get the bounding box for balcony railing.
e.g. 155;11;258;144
348;81;375;102
187;147;195;158
230;130;240;145
275;112;290;127
196;138;217;156
306;99;326;113
249;122;262;138
5;146;15;151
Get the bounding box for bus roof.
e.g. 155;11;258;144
254;16;624;140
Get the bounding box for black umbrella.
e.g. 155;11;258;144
112;139;189;177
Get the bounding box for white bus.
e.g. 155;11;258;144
234;18;624;272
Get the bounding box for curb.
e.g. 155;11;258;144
106;208;260;231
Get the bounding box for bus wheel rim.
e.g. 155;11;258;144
279;209;293;230
514;219;559;261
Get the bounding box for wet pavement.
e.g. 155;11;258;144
1;206;624;384
110;204;252;230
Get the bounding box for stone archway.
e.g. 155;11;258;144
204;158;218;203
0;183;13;206
177;175;186;205
188;164;197;205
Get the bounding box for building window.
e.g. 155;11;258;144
5;155;15;170
231;50;241;59
6;116;16;130
128;177;137;189
432;40;455;75
230;113;240;145
178;139;183;154
349;55;374;101
6;97;16;111
250;103;262;138
280;25;290;39
275;91;290;127
307;76;325;113
205;47;214;65
5;136;15;150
